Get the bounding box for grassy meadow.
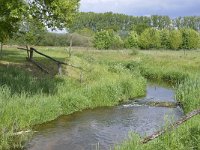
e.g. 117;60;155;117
0;46;200;149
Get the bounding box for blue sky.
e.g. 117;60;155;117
80;0;200;17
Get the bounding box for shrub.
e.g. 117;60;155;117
93;30;112;49
169;30;182;50
138;28;161;49
181;28;199;49
124;31;139;48
93;30;124;50
110;34;124;49
69;33;92;47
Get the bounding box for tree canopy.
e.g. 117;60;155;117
0;0;80;44
69;12;200;33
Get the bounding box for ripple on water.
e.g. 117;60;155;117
26;84;184;150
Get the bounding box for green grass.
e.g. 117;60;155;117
118;115;200;150
116;50;200;150
0;46;146;149
72;48;200;150
0;47;200;149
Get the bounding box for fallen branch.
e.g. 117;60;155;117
142;108;200;144
30;47;66;65
18;47;84;71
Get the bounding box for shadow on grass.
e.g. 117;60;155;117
0;49;28;63
0;64;64;95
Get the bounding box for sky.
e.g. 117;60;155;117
80;0;200;17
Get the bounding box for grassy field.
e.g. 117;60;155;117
0;46;146;149
0;46;200;149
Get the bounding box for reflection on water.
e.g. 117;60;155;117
26;84;184;150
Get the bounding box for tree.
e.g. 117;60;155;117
28;0;80;29
181;28;200;49
0;0;26;55
14;18;47;46
160;29;170;49
0;0;80;53
93;30;112;49
132;23;150;35
169;30;182;50
138;28;161;49
110;34;124;49
124;31;139;48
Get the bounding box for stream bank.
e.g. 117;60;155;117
25;83;184;150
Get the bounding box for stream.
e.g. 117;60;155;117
25;83;184;150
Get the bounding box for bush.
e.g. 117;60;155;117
110;34;124;49
93;30;124;50
69;33;92;47
138;28;161;49
181;28;199;49
169;30;182;50
37;33;69;46
124;31;139;48
93;30;112;49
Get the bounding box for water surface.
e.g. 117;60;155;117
26;84;184;150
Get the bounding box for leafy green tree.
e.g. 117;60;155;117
169;30;182;50
93;30;112;49
93;29;124;50
138;28;161;49
181;28;200;49
14;18;47;46
124;31;139;48
110;34;124;49
160;29;170;49
28;0;80;29
69;12;200;33
0;0;80;50
132;24;150;35
0;0;26;54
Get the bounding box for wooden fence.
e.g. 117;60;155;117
18;47;83;76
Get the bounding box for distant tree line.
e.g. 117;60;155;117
6;11;200;50
93;28;200;50
69;12;200;33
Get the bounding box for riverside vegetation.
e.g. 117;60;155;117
0;46;200;150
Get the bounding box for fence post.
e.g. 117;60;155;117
58;63;62;75
30;48;34;60
26;45;30;59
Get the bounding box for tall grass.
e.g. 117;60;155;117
0;50;146;149
117;50;200;150
118;115;200;150
75;49;200;150
176;77;200;113
1;47;200;149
